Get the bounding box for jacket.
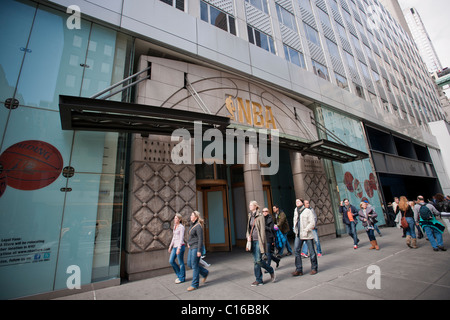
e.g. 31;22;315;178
169;223;185;251
188;220;204;254
293;206;316;240
339;204;359;225
246;210;267;254
358;206;378;229
274;210;290;234
264;214;276;245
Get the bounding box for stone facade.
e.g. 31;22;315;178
125;134;196;280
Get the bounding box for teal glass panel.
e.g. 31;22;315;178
321;107;385;229
0;0;36;103
53;173;102;290
15;6;91;110
80;24;117;98
0;107;73;299
207;191;225;244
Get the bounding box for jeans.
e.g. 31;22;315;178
423;226;444;249
277;233;292;255
266;242;280;267
405;217;416;239
366;228;376;241
345;221;359;245
169;245;185;282
252;240;274;284
294;237;318;272
302;228;322;254
187;248;208;288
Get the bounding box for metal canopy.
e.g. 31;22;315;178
59;95;368;163
59;95;230;135
278;136;368;163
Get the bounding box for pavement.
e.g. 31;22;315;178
55;226;450;301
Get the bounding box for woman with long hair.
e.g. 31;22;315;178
168;213;186;283
398;196;418;249
358;202;379;250
186;211;209;291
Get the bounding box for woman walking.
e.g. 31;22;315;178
168;213;186;283
186;211;209;291
398;196;418;248
262;207;280;269
358;202;380;250
246;201;275;286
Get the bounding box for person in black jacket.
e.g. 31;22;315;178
339;199;360;249
262;208;280;269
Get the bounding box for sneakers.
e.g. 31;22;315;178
251;281;263;286
175;278;183;284
353;245;358;249
301;253;308;258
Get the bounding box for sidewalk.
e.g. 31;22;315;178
56;226;450;300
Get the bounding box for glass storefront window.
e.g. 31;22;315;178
320;107;385;233
0;0;133;299
0;0;37;104
15;6;91;110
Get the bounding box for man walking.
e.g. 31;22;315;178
414;195;446;252
292;199;318;276
339;198;360;249
273;204;292;257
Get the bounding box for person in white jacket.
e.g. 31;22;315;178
292;199;318;276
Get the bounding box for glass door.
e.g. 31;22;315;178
198;185;231;252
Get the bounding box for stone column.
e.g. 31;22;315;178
289;150;336;237
243;143;265;210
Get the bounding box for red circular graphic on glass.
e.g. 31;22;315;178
0;140;63;191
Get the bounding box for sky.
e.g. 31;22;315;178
397;0;450;71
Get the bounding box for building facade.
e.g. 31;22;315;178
0;0;448;299
403;6;443;74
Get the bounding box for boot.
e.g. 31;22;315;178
411;238;418;249
374;240;379;250
369;240;376;250
406;235;412;248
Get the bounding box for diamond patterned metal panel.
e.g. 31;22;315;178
128;137;196;253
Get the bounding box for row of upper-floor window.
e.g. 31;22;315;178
161;0;444;122
165;0;436;96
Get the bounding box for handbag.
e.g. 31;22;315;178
401;212;409;229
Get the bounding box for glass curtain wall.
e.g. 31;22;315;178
0;0;133;299
318;106;385;234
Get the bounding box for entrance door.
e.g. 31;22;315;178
197;186;231;252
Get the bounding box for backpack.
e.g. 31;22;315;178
419;204;432;220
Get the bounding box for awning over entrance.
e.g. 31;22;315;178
59;95;231;135
59;95;368;163
278;136;369;163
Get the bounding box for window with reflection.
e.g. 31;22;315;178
245;0;269;14
248;25;275;54
312;60;329;81
201;1;236;35
284;44;305;68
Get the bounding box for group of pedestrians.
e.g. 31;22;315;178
392;194;447;252
340;194;447;253
167;211;209;292
339;198;382;250
246;198;324;286
168;193;447;291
